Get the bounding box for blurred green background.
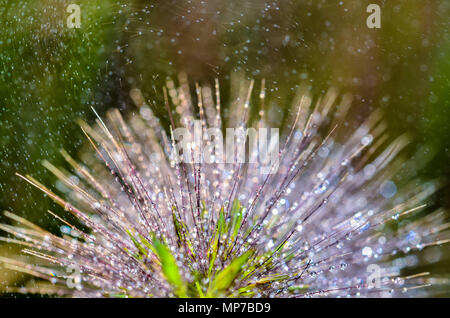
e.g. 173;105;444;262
0;0;449;292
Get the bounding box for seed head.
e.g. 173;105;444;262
1;76;448;297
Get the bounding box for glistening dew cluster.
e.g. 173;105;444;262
1;75;448;297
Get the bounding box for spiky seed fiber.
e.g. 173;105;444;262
1;76;448;298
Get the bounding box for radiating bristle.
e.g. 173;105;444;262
1;77;448;298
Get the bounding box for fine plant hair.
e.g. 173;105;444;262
0;74;448;297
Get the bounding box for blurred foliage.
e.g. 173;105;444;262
0;0;123;226
0;0;449;289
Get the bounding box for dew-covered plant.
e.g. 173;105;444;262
1;75;448;297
